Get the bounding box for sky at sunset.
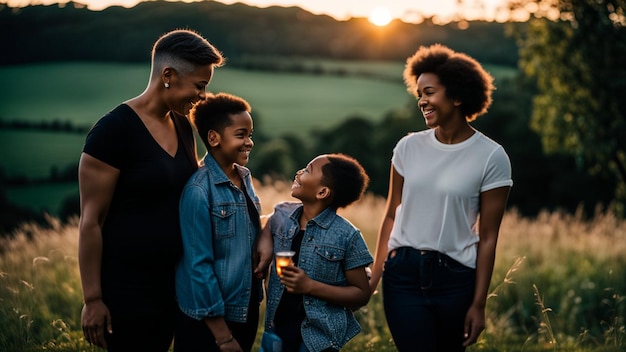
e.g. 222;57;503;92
1;0;512;23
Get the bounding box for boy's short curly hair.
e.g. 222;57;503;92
190;92;251;149
403;43;495;121
321;153;370;209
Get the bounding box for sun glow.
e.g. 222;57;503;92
368;6;392;26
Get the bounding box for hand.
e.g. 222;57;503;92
81;299;112;348
279;266;312;294
253;224;274;279
218;337;243;352
463;303;486;347
366;266;379;295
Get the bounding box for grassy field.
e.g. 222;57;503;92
0;60;517;215
1;180;625;351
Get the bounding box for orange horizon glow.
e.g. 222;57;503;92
0;0;519;23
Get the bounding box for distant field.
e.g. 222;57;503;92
0;61;411;136
0;61;515;137
0;60;413;179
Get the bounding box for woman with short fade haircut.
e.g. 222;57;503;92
78;28;223;352
369;43;513;351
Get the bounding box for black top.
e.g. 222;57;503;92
83;104;197;313
274;229;306;350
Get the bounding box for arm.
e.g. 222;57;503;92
78;153;119;348
369;165;403;293
178;184;241;351
253;214;274;279
280;265;371;308
463;186;511;346
204;318;242;352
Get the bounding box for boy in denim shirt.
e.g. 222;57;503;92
263;153;373;352
175;93;272;352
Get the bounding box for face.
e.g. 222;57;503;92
291;155;330;202
211;111;254;167
166;64;214;115
416;72;461;128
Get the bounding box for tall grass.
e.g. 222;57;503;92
1;181;625;351
0;216;94;352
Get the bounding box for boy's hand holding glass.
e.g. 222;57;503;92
278;265;312;295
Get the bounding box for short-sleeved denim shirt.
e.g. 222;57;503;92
264;202;373;351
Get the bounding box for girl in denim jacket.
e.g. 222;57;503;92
262;153;373;352
175;93;273;352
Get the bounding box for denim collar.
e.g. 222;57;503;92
202;153;251;185
288;204;337;230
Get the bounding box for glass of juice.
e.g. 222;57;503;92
275;251;295;277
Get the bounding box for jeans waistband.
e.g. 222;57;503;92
393;247;456;265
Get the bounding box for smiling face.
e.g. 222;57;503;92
416;72;462;128
291;155;331;202
165;64;214;116
210;111;254;168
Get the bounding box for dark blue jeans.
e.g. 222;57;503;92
173;278;261;352
382;247;476;352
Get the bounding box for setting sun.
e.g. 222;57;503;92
368;5;392;26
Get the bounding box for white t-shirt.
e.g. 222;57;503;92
388;129;513;268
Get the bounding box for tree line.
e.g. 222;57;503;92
510;0;626;216
0;118;90;134
0;1;520;66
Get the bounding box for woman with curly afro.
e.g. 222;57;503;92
369;44;513;351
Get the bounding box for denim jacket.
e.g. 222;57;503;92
176;153;262;322
264;202;373;352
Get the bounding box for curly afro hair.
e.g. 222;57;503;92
403;43;495;121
